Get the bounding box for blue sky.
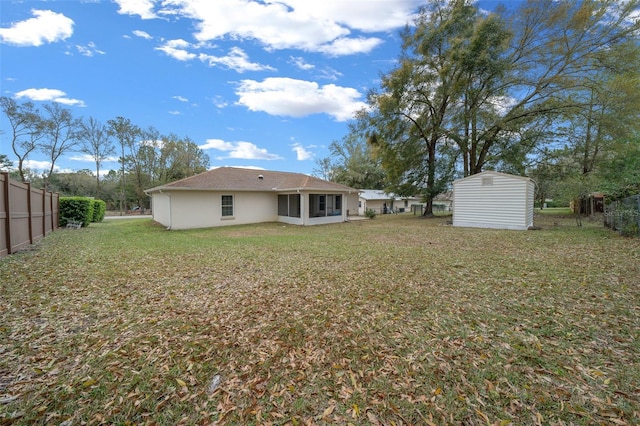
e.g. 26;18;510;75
1;0;505;177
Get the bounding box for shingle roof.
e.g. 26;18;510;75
145;167;359;193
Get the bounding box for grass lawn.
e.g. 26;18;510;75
1;213;639;425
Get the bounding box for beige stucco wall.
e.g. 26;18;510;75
153;190;278;230
359;199;389;215
150;192;171;228
345;193;359;217
151;189;356;229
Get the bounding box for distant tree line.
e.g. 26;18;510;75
0;97;209;212
316;0;640;215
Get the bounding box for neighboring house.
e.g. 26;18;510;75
358;190;420;215
145;167;360;230
433;191;453;213
452;171;535;230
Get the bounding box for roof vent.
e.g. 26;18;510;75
258;174;264;179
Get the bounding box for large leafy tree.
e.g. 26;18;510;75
361;0;640;215
560;39;640;176
596;136;640;200
455;0;640;176
128;126;161;208
157;135;209;183
365;0;501;214
317;128;386;189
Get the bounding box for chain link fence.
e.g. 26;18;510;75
604;194;640;237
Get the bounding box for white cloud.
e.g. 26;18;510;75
76;42;106;57
69;154;94;162
157;40;273;73
199;139;283;160
316;67;342;81
489;95;518;116
155;0;421;55
0;9;74;47
114;0;157;19
168;110;182;115
24;159;54;171
132;30;153;39
198;46;275;73
282;0;420;32
211;96;228;109
318;36;383;56
15;88;86;107
291;143;313;161
236;77;366;122
173;95;189;102
155;39;197;61
290;56;314;71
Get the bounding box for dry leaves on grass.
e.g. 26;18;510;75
1;214;639;424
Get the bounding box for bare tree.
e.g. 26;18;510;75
0;96;45;182
80;117;115;197
107;116;140;215
40;103;82;190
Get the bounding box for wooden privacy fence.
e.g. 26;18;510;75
0;172;60;258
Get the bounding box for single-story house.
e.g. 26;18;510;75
452;171;535;230
433;191;453;213
358;190;420;215
145;167;360;230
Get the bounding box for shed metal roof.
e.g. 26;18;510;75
453;170;532;184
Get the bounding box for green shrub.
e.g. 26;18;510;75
365;208;377;219
92;199;106;222
60;197;95;227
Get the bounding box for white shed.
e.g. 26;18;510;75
452;171;535;230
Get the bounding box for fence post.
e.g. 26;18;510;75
637;195;640;237
2;172;12;255
42;188;46;237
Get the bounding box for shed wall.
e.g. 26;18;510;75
453;173;534;230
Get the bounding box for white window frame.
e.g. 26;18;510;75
221;195;234;217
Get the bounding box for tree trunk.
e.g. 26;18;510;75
422;197;434;217
423;136;437;216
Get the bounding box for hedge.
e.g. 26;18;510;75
60;197;108;226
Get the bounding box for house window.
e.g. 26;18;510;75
319;195;325;211
221;195;233;217
335;195;341;210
